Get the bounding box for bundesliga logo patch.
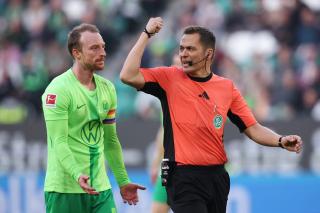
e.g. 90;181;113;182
46;94;57;108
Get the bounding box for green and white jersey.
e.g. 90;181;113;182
42;69;129;193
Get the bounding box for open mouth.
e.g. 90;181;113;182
182;62;190;67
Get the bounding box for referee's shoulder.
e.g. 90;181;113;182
214;74;233;85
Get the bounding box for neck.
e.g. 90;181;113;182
72;62;95;89
188;64;211;78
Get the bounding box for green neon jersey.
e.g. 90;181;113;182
42;69;130;193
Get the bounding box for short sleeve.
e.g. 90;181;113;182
227;83;257;132
140;66;174;84
42;84;70;121
139;66;174;98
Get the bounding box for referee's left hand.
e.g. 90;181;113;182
280;135;303;154
120;183;146;205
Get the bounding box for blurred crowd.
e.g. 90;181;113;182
0;0;319;124
0;0;167;123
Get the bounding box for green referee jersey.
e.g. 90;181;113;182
42;69;130;193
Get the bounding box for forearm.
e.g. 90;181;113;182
104;125;130;187
120;17;163;89
244;123;281;147
120;32;149;87
46;120;83;181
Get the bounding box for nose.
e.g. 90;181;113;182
101;48;106;57
180;49;187;57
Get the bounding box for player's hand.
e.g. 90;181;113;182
145;17;163;35
78;175;99;195
280;135;303;154
120;183;146;205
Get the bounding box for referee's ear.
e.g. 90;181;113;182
206;48;214;62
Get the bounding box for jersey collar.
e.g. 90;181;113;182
187;72;213;82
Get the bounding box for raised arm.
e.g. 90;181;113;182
120;17;163;89
244;123;303;153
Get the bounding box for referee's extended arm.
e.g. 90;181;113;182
244;123;303;153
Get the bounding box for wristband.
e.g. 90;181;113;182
278;136;284;149
143;28;154;38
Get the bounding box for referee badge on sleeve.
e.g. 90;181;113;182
45;94;57;108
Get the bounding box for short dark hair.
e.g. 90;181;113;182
67;23;100;57
183;26;216;49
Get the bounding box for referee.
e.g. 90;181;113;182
120;17;303;213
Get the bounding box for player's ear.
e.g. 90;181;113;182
72;48;81;60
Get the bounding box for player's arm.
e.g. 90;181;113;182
120;17;163;89
244;123;303;153
42;90;84;182
45;120;83;181
103;122;130;187
102;83;130;186
103;116;146;205
103;84;146;205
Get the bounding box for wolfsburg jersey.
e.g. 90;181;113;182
42;69;117;193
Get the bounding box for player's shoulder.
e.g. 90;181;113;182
42;70;73;103
94;74;116;93
94;74;114;87
45;69;73;93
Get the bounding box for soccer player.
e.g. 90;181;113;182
120;17;303;213
42;23;145;213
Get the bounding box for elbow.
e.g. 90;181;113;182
119;68;144;89
119;69;140;86
119;70;129;84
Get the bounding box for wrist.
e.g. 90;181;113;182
143;28;154;38
278;136;285;149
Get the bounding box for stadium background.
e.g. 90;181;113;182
0;0;319;212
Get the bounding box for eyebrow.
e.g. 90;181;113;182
89;43;105;48
179;45;195;50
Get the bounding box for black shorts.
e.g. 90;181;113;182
166;165;230;213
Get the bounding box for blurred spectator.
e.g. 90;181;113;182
0;0;169;120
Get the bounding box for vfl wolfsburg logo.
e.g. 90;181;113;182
213;114;223;129
81;120;102;146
